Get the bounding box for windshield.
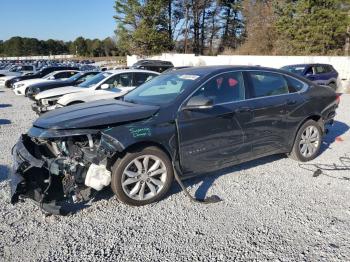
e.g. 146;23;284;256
78;72;111;88
124;72;203;105
281;65;306;75
67;72;84;81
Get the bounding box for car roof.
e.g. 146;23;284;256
51;70;80;73
282;63;332;67
106;69;161;75
162;65;282;75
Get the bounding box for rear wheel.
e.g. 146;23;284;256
111;146;174;206
288;120;322;162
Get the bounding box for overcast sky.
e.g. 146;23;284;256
0;0;116;41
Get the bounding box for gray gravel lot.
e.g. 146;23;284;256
0;88;350;261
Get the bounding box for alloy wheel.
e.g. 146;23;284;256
121;155;167;200
299;126;320;158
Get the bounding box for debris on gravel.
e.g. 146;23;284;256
1;88;349;261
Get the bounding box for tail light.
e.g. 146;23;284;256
336;93;340;105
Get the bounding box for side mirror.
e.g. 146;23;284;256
183;96;214;110
101;83;109;90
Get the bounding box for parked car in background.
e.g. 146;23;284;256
26;71;100;99
131;60;174;73
162;66;192;73
0;65;36;77
11;66;339;214
281;64;338;90
0;73;34;88
6;66;79;88
32;69;159;114
13;70;80;96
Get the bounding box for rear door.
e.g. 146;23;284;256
177;71;252;173
244;71;290;156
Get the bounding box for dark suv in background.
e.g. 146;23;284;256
281;63;338;90
131;60;174;73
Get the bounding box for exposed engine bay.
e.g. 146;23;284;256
11;133;116;215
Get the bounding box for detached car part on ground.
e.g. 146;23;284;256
10;66;339;215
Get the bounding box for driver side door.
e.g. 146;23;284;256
177;71;253;174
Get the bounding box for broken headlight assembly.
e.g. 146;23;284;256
10;132;114;215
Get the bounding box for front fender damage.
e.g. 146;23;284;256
10;133;117;215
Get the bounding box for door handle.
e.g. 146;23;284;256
234;107;252;113
286;100;297;106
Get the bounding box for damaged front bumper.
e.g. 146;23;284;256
10;133;114;215
31;103;57;115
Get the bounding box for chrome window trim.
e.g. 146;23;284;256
178;69;309;112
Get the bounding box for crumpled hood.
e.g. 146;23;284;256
33;99;160;130
35;86;85;100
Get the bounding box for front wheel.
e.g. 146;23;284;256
288;120;322;162
111;146;174;206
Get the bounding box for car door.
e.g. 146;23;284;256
177;71;252;173
244;71;290;156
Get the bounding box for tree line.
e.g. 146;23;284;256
114;0;350;56
0;36;119;57
1;1;349;57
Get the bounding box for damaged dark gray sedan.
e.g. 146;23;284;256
10;66;339;215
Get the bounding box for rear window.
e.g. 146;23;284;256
248;71;289;98
284;75;306;92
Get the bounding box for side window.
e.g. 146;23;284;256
284;75;306;93
134;73;156;86
305;67;314;75
315;66;326;74
55;72;75;79
247;71;289;98
192;71;245;104
54;72;66;79
104;73;132;88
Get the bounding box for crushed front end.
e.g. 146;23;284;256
10;129;117;215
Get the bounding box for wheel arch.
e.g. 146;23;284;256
108;140;174;169
289;114;324;151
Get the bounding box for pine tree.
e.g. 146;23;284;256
275;0;350;55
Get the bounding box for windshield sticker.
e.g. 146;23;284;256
129;127;151;138
178;75;200;80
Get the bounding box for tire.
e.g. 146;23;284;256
111;146;174;206
288;120;322;162
328;82;337;90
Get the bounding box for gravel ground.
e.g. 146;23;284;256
0;88;350;261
